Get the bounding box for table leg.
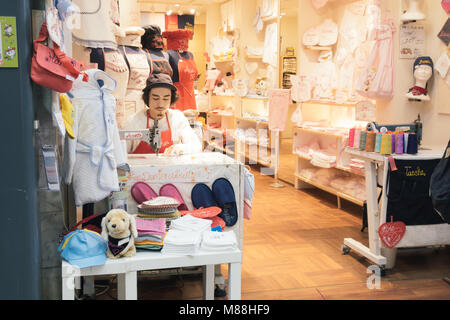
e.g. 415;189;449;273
117;272;137;300
365;160;381;256
227;262;241;300
62;276;75;300
83;276;95;297
203;265;215;300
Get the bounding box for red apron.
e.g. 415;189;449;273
133;112;173;154
174;51;198;111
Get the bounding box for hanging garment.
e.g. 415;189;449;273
62;69;126;206
119;45;151;118
268;89;292;131
123;108;202;155
90;48;130;128
356;23;394;99
263;23;278;67
243;166;255;220
133;112;174;154
168;50;198;111
205;69;222;91
71;0;117;49
146;49;173;77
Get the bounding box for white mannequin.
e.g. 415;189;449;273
401;0;425;21
405;64;432;101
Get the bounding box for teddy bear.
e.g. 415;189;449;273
101;209;138;259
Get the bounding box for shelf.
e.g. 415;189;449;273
305;46;333;51
295;174;364;207
237;151;272;167
303;100;359;106
294;127;346;138
246;55;263;59
261;15;278;22
206;141;235;156
236;116;269;124
241;95;268;101
335;165;365;177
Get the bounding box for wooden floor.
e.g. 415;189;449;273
97;139;450;300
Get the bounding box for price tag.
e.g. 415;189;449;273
42;145;60;192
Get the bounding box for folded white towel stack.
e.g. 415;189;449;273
200;231;238;252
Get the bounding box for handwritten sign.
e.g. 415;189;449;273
129;166;212;184
399;24;425;59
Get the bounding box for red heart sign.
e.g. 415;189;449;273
443;0;450;14
378;217;406;249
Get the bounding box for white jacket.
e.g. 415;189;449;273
123;108;202;155
63;69;127;206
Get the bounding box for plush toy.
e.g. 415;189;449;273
101;209;138;259
255;77;268;96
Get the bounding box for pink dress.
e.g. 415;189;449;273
356;22;394;99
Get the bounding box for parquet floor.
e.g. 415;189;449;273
97;139;450;300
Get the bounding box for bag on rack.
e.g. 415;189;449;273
386;159;443;226
31;22;88;93
430;140;450;224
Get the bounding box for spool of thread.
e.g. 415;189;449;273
391;133;396;153
375;133;382;153
354;129;361;149
380;133;392;155
365;132;376;152
407;133;418;154
348;128;355;147
403;133;409;153
359;131;367;151
395;133;404;154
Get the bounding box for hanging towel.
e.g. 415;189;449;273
268;88;292;131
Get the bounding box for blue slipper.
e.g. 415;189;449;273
191;183;217;209
212;178;238;227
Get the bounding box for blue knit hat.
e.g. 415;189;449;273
413;56;433;72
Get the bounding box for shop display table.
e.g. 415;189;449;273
342;147;450;272
117;152;244;248
62;249;242;300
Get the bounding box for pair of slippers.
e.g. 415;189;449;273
131;182;188;211
191;178;238;227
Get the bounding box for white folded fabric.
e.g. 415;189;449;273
169;215;212;233
200;231;238;252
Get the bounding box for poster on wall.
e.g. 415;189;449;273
399;24;425;59
0;16;18;68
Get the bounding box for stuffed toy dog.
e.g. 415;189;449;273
101;209;138;259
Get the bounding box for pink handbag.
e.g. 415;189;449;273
31;22;88;93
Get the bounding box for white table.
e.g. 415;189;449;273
62;249;242;300
342;147;450;271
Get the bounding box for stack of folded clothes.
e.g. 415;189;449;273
200;230;238;252
134;217;166;251
137;196;181;228
169;214;212;233
161;229;202;255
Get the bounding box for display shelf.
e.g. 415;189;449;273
294;126;346;138
205;140;235;156
246;55;263;60
235;116;268;124
295;173;365;207
305;46;333;51
303;99;360;106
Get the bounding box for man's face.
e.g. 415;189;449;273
148;87;172;120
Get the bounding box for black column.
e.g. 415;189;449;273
0;0;41;299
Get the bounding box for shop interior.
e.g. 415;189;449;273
33;0;450;300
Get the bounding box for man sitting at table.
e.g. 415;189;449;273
123;73;202;155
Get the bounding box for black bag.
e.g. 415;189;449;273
430;140;450;224
386;158;443;226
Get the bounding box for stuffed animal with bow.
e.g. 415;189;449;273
101;209;138;259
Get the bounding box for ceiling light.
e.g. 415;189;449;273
166;9;173;15
190;8;196;15
175;4;180;7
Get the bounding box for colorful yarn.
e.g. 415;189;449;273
407;133;418;154
395;133;404;154
375;133;382;153
348;128;355;147
354;129;361;149
365;132;376;152
403;133;409;153
380;133;392;155
359;131;367;151
391;133;396;153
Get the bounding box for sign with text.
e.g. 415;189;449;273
0;16;18;68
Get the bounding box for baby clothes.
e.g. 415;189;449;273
263;23;278;67
356;22;394;99
268;89;292;131
63;69;126;206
